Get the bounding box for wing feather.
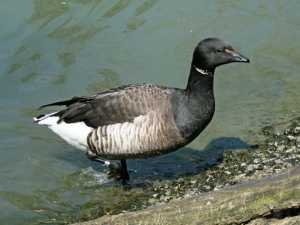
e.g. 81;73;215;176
39;84;170;128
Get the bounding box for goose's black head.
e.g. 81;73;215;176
192;38;250;72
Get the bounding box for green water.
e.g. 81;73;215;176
1;0;300;224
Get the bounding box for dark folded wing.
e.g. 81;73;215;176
40;84;170;128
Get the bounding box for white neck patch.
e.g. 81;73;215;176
193;65;209;75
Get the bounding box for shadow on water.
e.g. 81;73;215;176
119;136;256;182
55;136;256;184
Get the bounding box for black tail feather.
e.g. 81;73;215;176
39;97;90;109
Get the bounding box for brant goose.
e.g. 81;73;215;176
34;38;249;183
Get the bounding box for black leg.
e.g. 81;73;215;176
86;151;110;166
86;151;129;184
120;159;130;184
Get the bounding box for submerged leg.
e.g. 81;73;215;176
86;151;110;166
86;151;129;184
120;159;130;184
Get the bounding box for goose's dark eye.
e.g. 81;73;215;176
216;49;223;53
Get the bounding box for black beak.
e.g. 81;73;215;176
225;49;250;63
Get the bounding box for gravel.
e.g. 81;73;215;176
146;117;300;205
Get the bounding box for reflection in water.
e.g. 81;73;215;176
31;0;69;28
58;52;76;67
7;63;23;74
103;0;130;18
87;68;120;93
128;0;158;31
135;0;158;16
127;17;146;32
52;72;68;85
7;0;159;84
20;72;38;83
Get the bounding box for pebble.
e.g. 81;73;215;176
190;180;197;184
274;159;283;164
253;159;260;164
152;193;159;198
277;145;285;151
287;135;296;141
246;165;255;172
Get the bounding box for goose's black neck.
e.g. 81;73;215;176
186;65;215;95
170;64;216;140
